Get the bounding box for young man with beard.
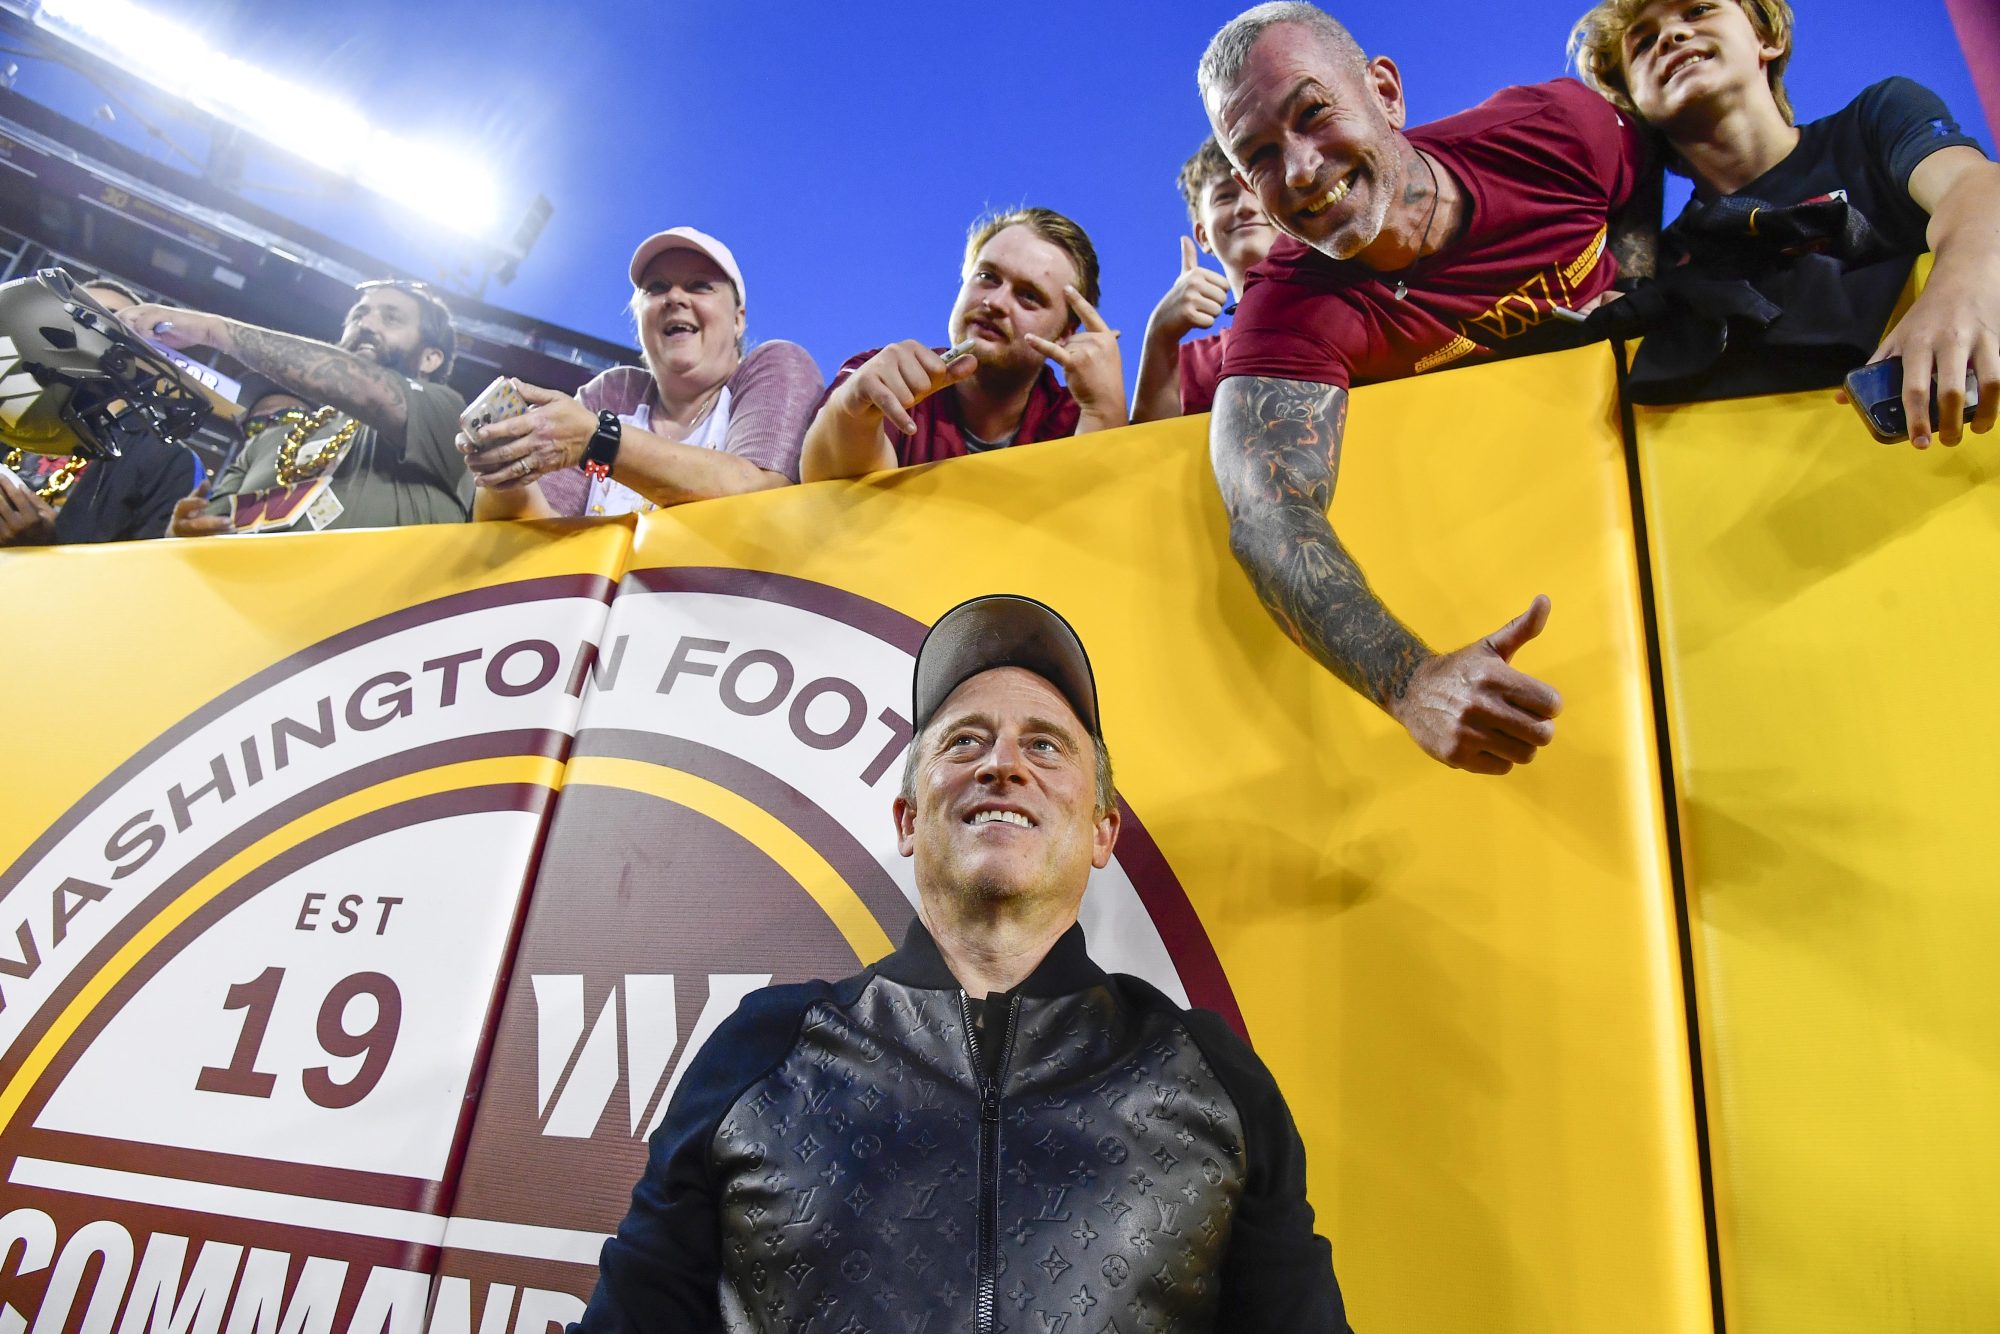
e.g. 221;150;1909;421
577;595;1352;1333
1196;2;1652;776
1132;137;1281;423
799;207;1127;480
120;279;471;534
1570;0;1998;443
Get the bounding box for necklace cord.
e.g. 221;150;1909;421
1392;150;1444;302
1415;150;1443;259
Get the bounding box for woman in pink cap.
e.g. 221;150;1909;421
462;226;823;517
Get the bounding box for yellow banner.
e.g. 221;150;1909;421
1638;384;2000;1334
1;345;1711;1334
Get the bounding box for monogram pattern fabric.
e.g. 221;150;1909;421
711;977;1248;1333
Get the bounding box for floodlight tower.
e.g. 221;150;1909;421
0;0;551;296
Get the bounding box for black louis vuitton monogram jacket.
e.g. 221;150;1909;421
575;919;1352;1334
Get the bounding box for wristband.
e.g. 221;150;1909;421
581;410;621;481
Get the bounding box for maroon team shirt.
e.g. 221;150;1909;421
1179;333;1228;414
1220;79;1649;391
819;348;1082;466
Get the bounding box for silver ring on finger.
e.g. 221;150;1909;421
514;457;534;479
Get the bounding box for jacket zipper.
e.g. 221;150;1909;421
961;990;1021;1334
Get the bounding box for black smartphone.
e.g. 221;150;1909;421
1843;357;1980;443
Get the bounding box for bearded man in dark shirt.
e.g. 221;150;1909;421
121;280;471;535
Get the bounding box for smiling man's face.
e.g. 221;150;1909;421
1208;22;1410;264
895;667;1117;915
340;286;432;377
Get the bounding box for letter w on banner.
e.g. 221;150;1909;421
531;973;768;1138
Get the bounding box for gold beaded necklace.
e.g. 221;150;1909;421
2;447;90;501
274;406;361;487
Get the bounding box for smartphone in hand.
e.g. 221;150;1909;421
1843;357;1980;443
459;378;530;445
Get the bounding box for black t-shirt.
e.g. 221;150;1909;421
1635;77;1985;401
8;424;200;544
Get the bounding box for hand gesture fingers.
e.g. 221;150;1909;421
119;303;172;338
120;303;209;350
485;460;552;491
0;467;31;512
841;341;969;434
1898;342;1940;448
1973;339;1999;434
1184;268;1231;303
468;431;566;489
1022;333;1072;369
0;469;57;544
168;479;229;538
875;343;949;428
1483;597;1562;719
1037;320;1126;425
464;434;537;477
511;379;564;406
1186;291;1226;328
1459;717;1555;775
857;377;922;436
1870;275;2000;447
1934;342;1974;446
1484;594;1552;665
1393;599;1562;775
470;395;596;485
1457;749;1517;777
1148;258;1230;342
1468;685;1558;748
908;341;978;392
463;411;539;451
125;305;185;346
1064;285;1113;335
1470;726;1539;770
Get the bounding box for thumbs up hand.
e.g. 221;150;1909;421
1144;236;1233;347
1387;595;1564;775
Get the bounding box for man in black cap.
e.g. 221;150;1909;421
576;594;1353;1333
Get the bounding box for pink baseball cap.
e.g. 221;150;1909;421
627;227;747;306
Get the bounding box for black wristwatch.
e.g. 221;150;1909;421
581;410;621;480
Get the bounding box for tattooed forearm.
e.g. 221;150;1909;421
1210;375;1429;706
224;323;411;441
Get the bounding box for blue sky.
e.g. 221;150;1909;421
10;0;1986;386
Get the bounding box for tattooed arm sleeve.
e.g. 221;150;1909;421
1209;374;1430;708
222;322;414;445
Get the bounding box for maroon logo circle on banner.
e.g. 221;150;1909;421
439;570;1245;1299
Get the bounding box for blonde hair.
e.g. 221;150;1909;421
1569;0;1795;124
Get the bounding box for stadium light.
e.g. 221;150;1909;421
31;0;501;237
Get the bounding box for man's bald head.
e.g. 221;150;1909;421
1197;2;1366;114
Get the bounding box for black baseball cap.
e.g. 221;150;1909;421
912;595;1101;738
